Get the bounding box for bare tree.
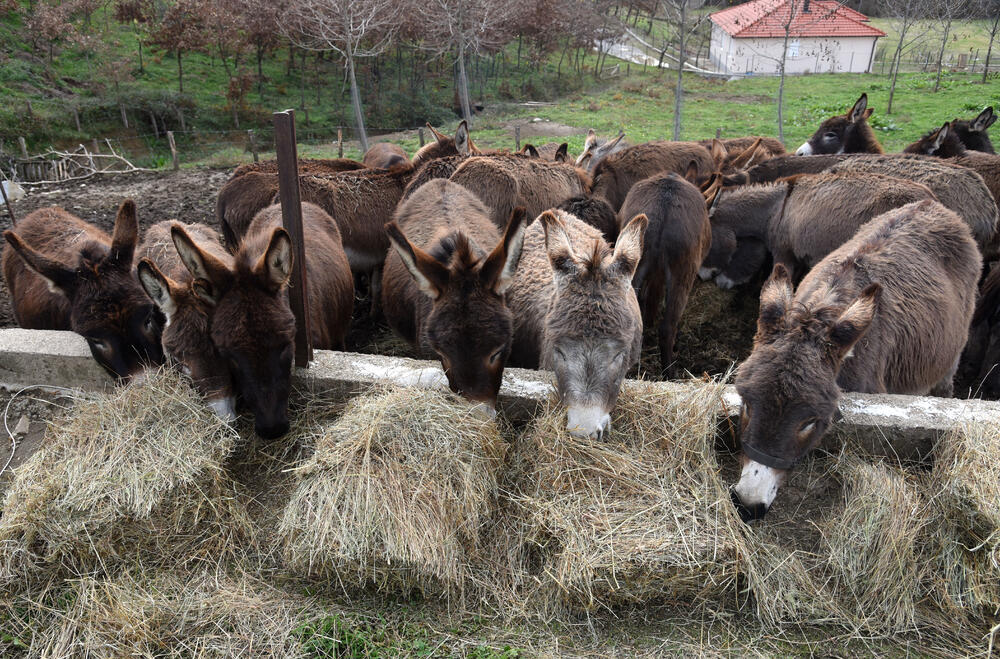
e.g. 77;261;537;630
932;0;969;92
775;0;801;145
655;0;708;140
150;0;206;94
879;0;932;112
979;0;999;82
415;0;515;124
281;0;399;151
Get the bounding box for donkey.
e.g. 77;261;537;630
402;154;469;201
556;195;619;245
732;200;980;520
744;153;852;184
591;141;715;211
576;129;628;173
170;201;353;438
363;143;409;169
951;107;995;153
507;210;647;439
2;201;164;380
827;155;1000;258
904;123;1000;209
701;172;937;288
619;168;711;376
699;136;786;165
795;93;883;156
137;221;236;421
411;121;477;167
521;142;571;163
449;154;592;230
229;158;364;179
382;179;528;413
962;264;1000;398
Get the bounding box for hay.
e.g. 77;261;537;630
497;379;743;614
927;420;1000;617
822;454;931;632
0;369;250;590
278;386;506;598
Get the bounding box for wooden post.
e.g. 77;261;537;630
177;108;186;132
166;131;179;171
0;177;16;225
91;139;100;154
26;100;33;116
248;130;259;162
18;137;28;159
273;109;312;368
418;127;425;146
120;104;129;129
337;127;343;158
149;110;160;139
72;107;81;132
515;126;521;151
716;127;722;139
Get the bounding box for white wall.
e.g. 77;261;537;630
710;26;878;74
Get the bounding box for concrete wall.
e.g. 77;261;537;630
2;329;997;463
711;24;879;74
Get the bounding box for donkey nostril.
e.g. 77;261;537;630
730;489;768;523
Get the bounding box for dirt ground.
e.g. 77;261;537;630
0;168;758;379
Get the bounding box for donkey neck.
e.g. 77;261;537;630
717;183;789;239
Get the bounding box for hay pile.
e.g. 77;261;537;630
0;369;249;590
278;386;506;598
497;379;744;614
927;420;1000;617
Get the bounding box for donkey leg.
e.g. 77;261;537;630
657;266;681;378
929;355;960;398
368;263;383;321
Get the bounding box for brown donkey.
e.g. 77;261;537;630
363;142;409;169
411;121;477;167
382;179;528;413
795;93;883;155
137;221;236;421
170;201;353;438
951;107;995;153
2;201;164;380
904;122;1000;208
619;169;712;376
732;200;980;520
591;141;715;211
575;129;628;173
507;210;647;439
229;158;365;179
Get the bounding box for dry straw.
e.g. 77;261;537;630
0;369;250;591
495;379;749;616
278;386;506;599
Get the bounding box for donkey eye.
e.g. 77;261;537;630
740;403;750;430
798;420;817;439
611;351;625;365
89;339;109;353
489;348;504;365
823;132;838;140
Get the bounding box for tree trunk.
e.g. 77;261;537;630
347;53;369;153
456;41;473;124
257;41;264;98
177;50;183;94
984;14;999;84
138;37;144;72
887;32;906;114
778;29;792;144
672;3;687;140
300;48;307;110
934;19;952;93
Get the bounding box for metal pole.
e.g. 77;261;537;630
273;109;312;368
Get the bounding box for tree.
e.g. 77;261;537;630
978;0;999;83
150;0;205;94
414;0;516;124
879;0;932;112
654;0;709;140
281;0;399;152
114;0;154;73
776;0;801;144
931;0;969;92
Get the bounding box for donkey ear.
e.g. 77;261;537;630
170;224;232;299
931;123;950;152
554;143;569;163
728;137;764;170
385;221;449;299
973;107;996;131
848;93;869;123
684;160;700;183
137;258;178;321
828;283;880;360
522;144;539;158
481;207;528;295
255;228;293;291
427;122;448;142
610;214;647;279
109;199;139;267
540;211;578;276
3;230;77;297
710;138;727;166
455;120;471;155
756;263;794;342
602;131;626;152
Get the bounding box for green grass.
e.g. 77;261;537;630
869;18;998;57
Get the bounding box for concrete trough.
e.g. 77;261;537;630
0;328;997;462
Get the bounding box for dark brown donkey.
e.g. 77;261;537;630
961;264;1000;398
363;143;408;169
411;121;477;166
170;201;353;439
619;169;711;376
794;93;883;155
591;141;715;211
449;154;592;230
732;200;980;520
507;210;647;439
702;171;937;288
904;122;1000;208
382;179;528;413
2;201;164;380
556;195;619;245
137;221;236;421
951;107;995;153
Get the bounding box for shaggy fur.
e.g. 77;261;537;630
363;143;409;169
556;195;618;245
951;107;996;153
591;141;715;211
229;158;364;179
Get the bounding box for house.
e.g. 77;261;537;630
709;0;885;75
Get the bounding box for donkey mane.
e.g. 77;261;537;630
428;231;482;270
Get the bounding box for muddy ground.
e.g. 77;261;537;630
1;168;759;378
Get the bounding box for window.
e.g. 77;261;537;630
788;40;800;57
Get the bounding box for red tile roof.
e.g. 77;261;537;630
711;0;886;38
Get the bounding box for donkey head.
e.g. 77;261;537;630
576;129;627;173
951;107;996;154
903;122;966;157
4;200;163;380
732;264;880;520
137;255;236;422
540;210;646;439
171;224;295;439
796;93;881;155
386;208;528;412
412;121;478;165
